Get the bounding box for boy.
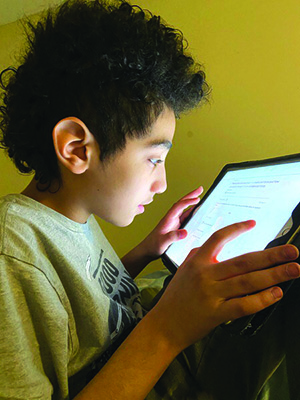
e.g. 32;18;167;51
0;1;299;399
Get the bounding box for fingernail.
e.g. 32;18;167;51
178;230;187;239
271;287;283;299
246;220;256;228
286;263;300;278
285;246;298;259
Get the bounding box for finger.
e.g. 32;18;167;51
221;286;284;322
180;186;203;201
213;244;299;281
165;197;200;221
220;261;300;299
180;204;197;224
164;187;202;221
160;229;188;251
195;220;256;263
183;246;200;264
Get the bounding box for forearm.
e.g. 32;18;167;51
74;309;179;400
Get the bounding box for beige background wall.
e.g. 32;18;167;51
1;1;300;275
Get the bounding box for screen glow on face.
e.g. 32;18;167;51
166;161;300;266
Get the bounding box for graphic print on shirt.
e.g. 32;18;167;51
85;255;92;281
91;249;142;343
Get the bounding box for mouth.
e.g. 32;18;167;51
138;199;153;214
138;205;145;213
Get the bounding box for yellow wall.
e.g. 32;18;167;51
1;1;300;275
0;21;28;193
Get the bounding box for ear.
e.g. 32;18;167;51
52;117;95;174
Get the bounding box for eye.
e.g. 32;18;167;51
149;158;163;167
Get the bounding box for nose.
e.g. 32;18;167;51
150;165;167;194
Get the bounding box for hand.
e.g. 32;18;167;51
142;186;203;260
122;186;203;277
150;220;300;354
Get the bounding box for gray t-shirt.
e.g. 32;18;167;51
0;194;142;399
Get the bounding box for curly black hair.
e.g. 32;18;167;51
0;0;209;187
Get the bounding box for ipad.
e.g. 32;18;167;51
161;154;300;336
162;153;300;272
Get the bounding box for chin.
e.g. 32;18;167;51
107;214;136;228
119;216;136;227
96;206;139;227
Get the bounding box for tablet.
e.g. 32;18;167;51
163;153;300;271
161;154;300;335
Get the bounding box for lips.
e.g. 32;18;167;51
138;205;145;213
138;199;153;213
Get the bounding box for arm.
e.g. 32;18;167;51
75;221;300;400
122;186;203;278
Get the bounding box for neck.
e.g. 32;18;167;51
22;178;90;224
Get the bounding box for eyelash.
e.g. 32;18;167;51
149;158;163;167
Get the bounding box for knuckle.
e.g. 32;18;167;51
236;275;256;294
252;291;275;313
193;266;207;281
187;262;209;283
231;290;277;320
210;230;223;243
265;263;296;284
189;248;199;258
173;201;184;211
260;292;274;309
271;266;284;282
234;255;253;271
266;249;281;266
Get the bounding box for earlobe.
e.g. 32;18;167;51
53;117;93;174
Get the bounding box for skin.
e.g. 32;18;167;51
23;110;175;227
22;107;300;399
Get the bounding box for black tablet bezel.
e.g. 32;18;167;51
161;153;300;336
161;152;300;273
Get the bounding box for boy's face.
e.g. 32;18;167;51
88;108;176;226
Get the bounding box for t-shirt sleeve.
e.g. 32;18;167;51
0;255;71;400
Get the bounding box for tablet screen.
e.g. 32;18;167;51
165;159;300;267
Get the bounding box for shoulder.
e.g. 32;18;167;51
0;194;94;287
0;194;54;262
0;194;97;257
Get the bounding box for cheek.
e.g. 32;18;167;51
115;176;143;206
107;164;150;207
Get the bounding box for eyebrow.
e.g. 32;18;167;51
146;139;173;150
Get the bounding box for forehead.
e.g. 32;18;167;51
105;108;176;164
141;108;176;149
